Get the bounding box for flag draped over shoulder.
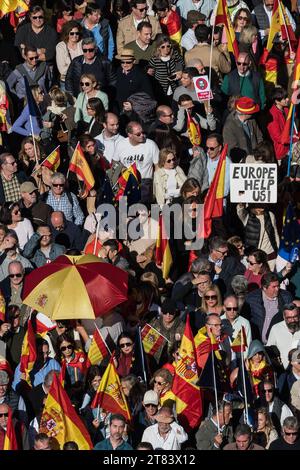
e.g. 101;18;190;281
215;0;239;59
201;144;227;239
194;327;220;370
277;202;300;261
172;315;202;431
141;324;166;356
69;143;95;197
39;373;92;450
186;111;201;146
20;318;37;387
91;358;131;421
41;146;60;172
3;407;18;450
87;327;109;367
116;163;141;202
231;326;247;352
155;213;173;280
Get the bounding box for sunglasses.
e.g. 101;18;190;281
284;431;298;436
0;413;8;418
32;15;44;19
263;389;273;393
121;60;134;64
160;44;171;49
162;311;176;315
28;56;39;61
133;132;144;136
154;380;166;386
205;295;217;300
136;7;148;11
52;183;64;187
9;273;23;278
80;81;92;86
225;307;238;311
237;61;250;66
83;48;95;53
60;345;73;352
207;323;222;327
248;260;257;265
163;113;173;117
166;158;175;163
206;146;219;151
69;31;79;36
144;403;157;407
12;210;21;214
119;342;133;348
238;16;248;20
216;249;228;255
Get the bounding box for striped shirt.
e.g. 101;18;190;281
148;49;185;94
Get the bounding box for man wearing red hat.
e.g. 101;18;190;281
223;96;263;162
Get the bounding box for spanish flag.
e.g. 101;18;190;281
202;143;227;238
69;143;95;197
186;111;201;146
155;213;172;280
194;326;220;371
0;289;5;322
3;407;18;450
215;0;239;59
116;163;141;200
87;327;109;367
266;0;296;53
172;315;202;431
39;373;92;450
160;9;182;45
231;326;248;352
282;39;300;144
20;319;37;388
41;146;60;172
91;358;131;421
141;323;166;356
0;0;28;17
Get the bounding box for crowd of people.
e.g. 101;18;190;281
1;0;300;452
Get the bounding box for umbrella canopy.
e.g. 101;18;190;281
22;254;128;320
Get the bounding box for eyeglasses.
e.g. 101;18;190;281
69;31;79;36
206;146;219;151
216;249;228;256
136;7;148;12
166;158;175;163
160;44;171;49
28;56;39;61
80;81;92;86
248;260;257;266
83;48;95;53
60;345;73;352
207;323;222;327
5;161;17;165
205;295;217;300
238;16;248;20
263;389;274;393
132;132;144;136
0;413;8;418
9;273;23;278
121;60;134;64
225;307;238;311
144;403;157;408
32;15;44;19
163;113;173;117
154;380;166;386
284;431;298;436
52;183;64;188
237;61;250;66
119;342;133;348
162;311;176;315
12;209;21;214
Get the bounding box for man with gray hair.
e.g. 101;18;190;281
0;153;26;206
65;37;116;97
267;303;300;369
221;295;252;352
196;400;233;450
269;416;300;450
44;173;84;226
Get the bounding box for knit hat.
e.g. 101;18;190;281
235;97;260;115
187;10;206;27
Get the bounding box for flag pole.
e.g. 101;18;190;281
208;20;215;108
138;326;147;384
287;104;296;177
278;0;293;55
39;145;60;167
94;322;112;356
240;331;249;424
93;217;101;255
211;344;220;433
143;323;170;343
29;115;39;165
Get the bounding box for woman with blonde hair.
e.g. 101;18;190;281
201;284;223;316
153;148;186;206
239;25;260;68
232;8;252;41
151;367;175;408
253;407;278;449
74;73;108;124
11;85;44;137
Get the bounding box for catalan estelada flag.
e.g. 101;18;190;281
172;315;202;431
91;358;131;421
202;144;227;238
41;146;60;172
20;319;37;387
155;213;173;280
141;324;166;356
282;40;300;144
39;373;92;450
69;143;95;197
116;163;141;200
3;407;18;450
186;111;201;146
0;0;28;17
215;0;239;59
0;289;5;322
231;326;247;352
87;327;109;367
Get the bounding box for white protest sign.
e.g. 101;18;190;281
230;164;277;203
193;75;213;102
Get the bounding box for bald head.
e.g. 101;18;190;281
156;105;174;124
51;211;64;230
224;296;239;322
186;58;205;74
104;112;119;136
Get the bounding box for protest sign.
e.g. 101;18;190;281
230;164;277;203
193;75;213;101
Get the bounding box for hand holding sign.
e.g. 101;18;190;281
193;75;213;102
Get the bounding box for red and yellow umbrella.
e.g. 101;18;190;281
22;254;128;320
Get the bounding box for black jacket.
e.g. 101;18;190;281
65;54;116;98
115;65;153;111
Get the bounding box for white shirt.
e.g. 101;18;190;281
114;137;159;179
267;321;300;369
141;422;188;450
95;131;125;164
268;401;293;425
181;29;198;51
221;314;252;353
13;218;34;250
